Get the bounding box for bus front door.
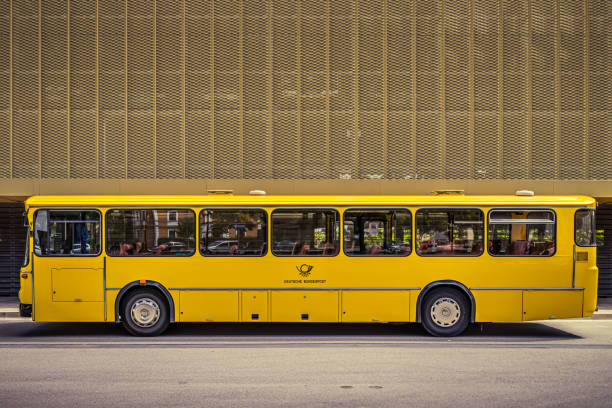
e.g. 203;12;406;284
32;209;105;322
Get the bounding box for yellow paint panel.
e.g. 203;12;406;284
241;291;268;322
270;291;338;322
169;290;180;322
19;273;32;305
52;268;103;302
472;290;523;322
574;246;598;317
523;290;583;321
106;290;119;322
179;291;239;322
341;291;410;322
408;290;420;322
35;301;104;322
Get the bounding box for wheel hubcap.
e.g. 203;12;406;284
130;298;160;328
430;297;461;328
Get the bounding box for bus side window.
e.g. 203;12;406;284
343;209;411;256
488;210;556;256
106;209;196;256
199;209;268;256
271;209;340;256
34;210;101;256
415;209;484;256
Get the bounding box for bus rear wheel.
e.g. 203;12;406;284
421;288;469;337
122;289;169;336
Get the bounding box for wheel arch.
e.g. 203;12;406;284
416;280;475;323
114;281;175;323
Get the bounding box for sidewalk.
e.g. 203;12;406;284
592;297;612;320
0;297;19;318
2;296;612;319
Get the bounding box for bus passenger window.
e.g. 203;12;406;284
272;209;340;256
106;209;196;256
575;209;596;247
488;210;555;256
200;209;267;256
344;209;411;256
34;210;101;256
415;209;484;256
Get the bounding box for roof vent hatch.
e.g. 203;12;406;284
432;190;465;195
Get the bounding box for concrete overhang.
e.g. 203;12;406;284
1;179;612;200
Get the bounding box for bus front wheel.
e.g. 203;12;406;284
421;288;469;337
121;289;170;336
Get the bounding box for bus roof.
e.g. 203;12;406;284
24;194;596;209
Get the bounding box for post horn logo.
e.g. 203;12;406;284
296;264;314;277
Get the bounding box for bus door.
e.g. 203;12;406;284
32;209;104;322
574;209;599;316
489;209;580;320
267;209;343;323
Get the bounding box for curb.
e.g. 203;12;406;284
0;311;21;318
591;313;612;320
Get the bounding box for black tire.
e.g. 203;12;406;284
421;288;470;337
121;289;169;336
19;303;32;318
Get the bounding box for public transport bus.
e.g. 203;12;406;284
18;192;599;337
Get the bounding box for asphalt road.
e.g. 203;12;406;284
1;320;612;408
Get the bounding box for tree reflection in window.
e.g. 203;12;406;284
200;209;267;256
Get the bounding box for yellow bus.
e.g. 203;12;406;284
19;192;598;336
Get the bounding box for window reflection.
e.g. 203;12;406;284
200;209;267;256
272;209;339;256
34;210;101;256
488;210;555;256
416;209;484;256
106;209;195;256
575;210;596;247
344;209;411;256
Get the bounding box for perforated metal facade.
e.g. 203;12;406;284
0;0;610;186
